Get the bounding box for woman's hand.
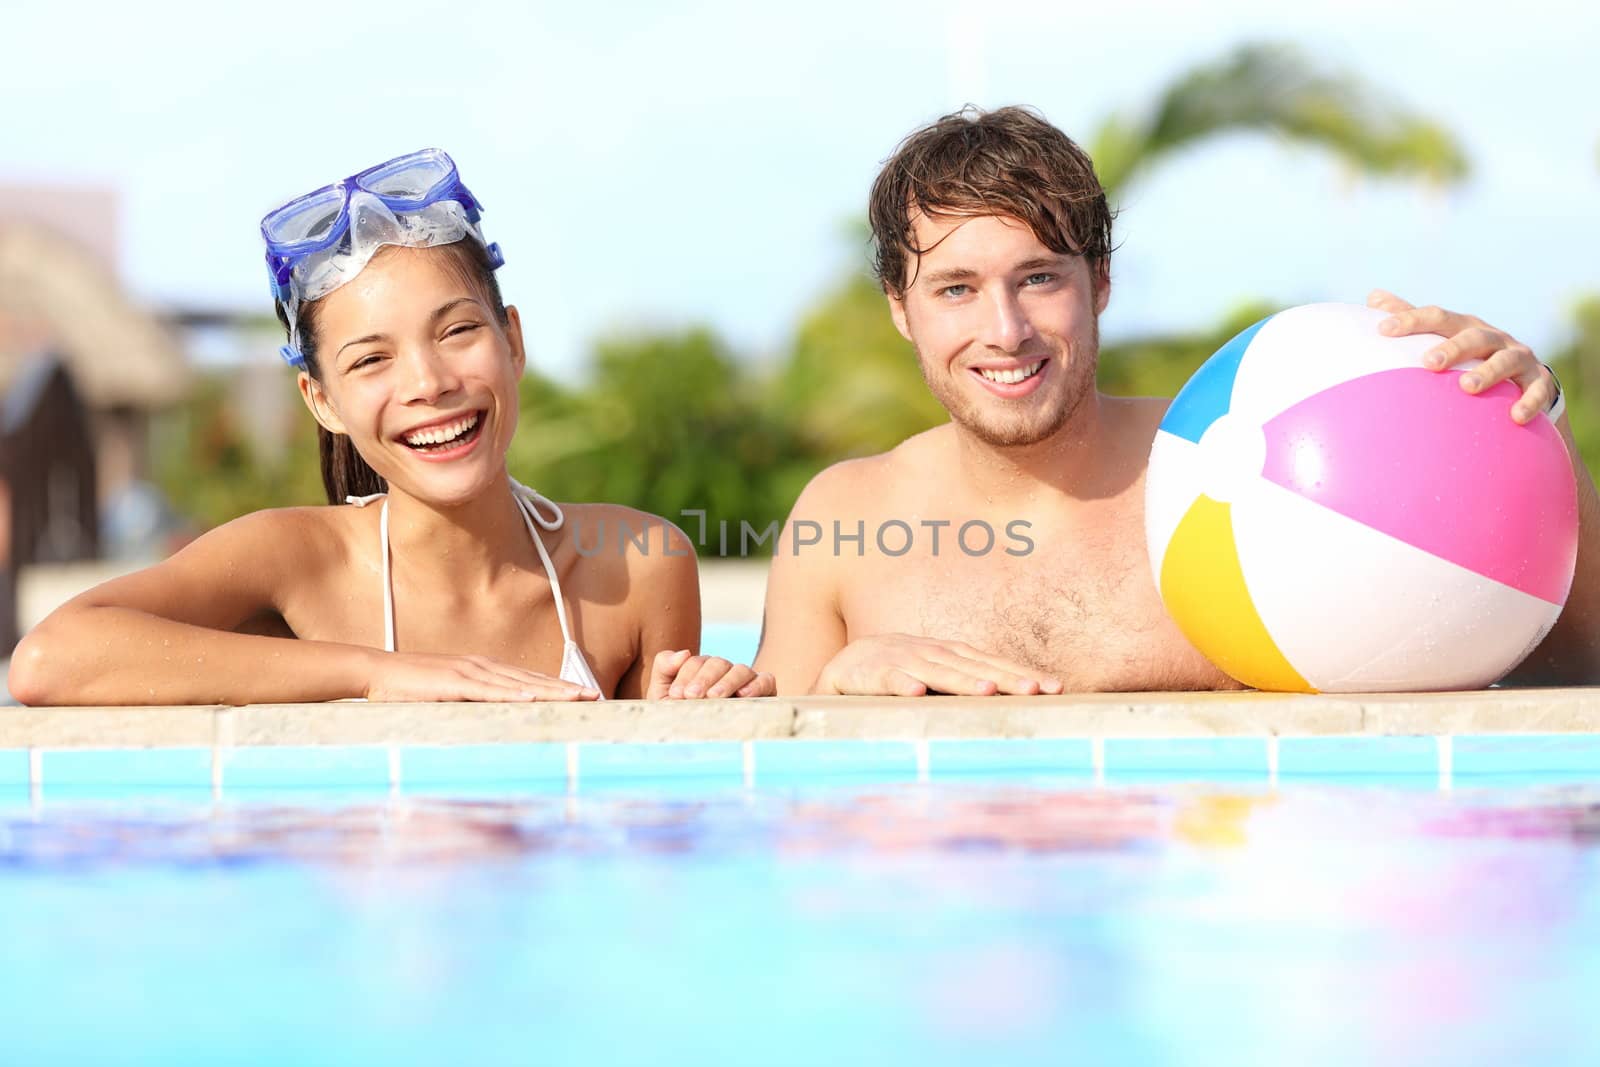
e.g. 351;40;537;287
646;649;776;699
365;651;601;703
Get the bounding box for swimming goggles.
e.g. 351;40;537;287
261;148;505;369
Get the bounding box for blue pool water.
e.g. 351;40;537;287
700;620;760;665
3;736;1599;1065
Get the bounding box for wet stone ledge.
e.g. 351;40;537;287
2;689;1600;750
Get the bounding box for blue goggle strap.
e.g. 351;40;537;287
266;242;504;373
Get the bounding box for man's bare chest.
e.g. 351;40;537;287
835;519;1229;691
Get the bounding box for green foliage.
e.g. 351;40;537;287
153;375;323;528
1090;43;1469;197
778;274;948;457
151;40;1525;554
1098;301;1281;397
1547;295;1600;477
155;291;1600;554
506;327;819;541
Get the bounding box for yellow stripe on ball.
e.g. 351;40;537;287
1160;495;1314;693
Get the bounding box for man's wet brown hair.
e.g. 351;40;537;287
869;105;1114;298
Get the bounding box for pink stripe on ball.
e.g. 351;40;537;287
1261;368;1578;605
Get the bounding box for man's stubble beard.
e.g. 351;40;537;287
918;317;1100;449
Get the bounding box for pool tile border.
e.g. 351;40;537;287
4;728;1600;792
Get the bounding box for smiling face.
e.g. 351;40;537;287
888;213;1109;448
296;245;525;506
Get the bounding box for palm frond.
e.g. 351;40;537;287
1090;43;1469;196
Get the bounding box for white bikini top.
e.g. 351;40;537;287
347;480;603;696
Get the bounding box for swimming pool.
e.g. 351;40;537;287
3;695;1599;1066
700;619;760;666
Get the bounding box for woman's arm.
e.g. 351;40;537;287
10;510;363;705
8;509;595;706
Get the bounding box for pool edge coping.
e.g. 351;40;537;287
5;689;1600;748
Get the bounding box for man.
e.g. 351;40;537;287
752;105;1600;696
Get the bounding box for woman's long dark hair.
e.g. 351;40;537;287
276;239;510;504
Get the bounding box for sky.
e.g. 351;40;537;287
3;0;1598;377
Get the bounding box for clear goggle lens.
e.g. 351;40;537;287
263;187;347;246
359;150;456;206
261;149;460;250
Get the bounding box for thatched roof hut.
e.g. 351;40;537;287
0;188;194;524
0;221;188;407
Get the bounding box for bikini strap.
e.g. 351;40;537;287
347;492;396;652
353;485;564;656
511;478;565;531
512;487;577;648
378;496;395;652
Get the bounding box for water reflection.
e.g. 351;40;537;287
3;784;1597;870
2;784;1599;1065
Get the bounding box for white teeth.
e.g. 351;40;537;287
404;413;479;447
978;361;1043;385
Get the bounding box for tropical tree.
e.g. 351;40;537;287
1540;148;1600;474
507;327;817;546
1548;295;1600;472
1088;43;1466;196
153;43;1479;542
777;266;948;458
154;374;323;527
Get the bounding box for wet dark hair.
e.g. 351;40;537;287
869;105;1115;298
275;238;510;504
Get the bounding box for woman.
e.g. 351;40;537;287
9;149;771;705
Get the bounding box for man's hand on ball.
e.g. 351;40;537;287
1368;290;1557;425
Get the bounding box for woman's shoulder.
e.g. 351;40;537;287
560;503;694;559
556;502;696;591
219;503;360;537
175;504;365;573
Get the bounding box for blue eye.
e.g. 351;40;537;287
1025;273;1056;286
939;284;971;298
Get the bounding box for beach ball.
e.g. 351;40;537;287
1146;302;1578;692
